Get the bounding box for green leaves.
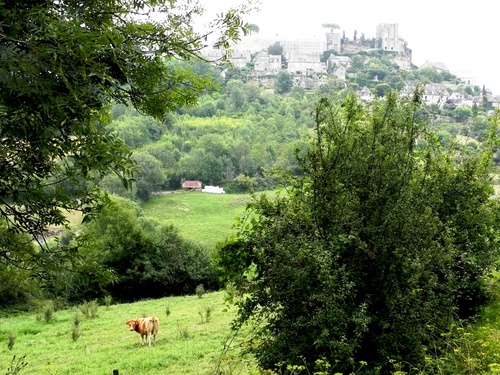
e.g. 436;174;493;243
217;92;500;373
0;0;248;269
71;196;218;302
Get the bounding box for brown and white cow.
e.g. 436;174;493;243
125;316;159;346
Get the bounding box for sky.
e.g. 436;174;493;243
203;0;500;94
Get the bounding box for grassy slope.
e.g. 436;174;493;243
7;189;500;373
0;292;258;375
141;190;256;249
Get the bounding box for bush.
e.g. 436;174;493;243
79;301;90;319
89;300;99;319
73;312;82;327
43;302;54;323
218;92;500;373
198;305;213;323
195;284;206;298
0;224;42;311
103;295;112;309
54;196;222;302
7;331;16;350
71;324;80;342
5;355;28;375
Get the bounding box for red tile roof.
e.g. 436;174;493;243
182;180;202;189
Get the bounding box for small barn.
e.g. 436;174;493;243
182;180;202;190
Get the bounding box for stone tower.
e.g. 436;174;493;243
325;32;341;54
376;23;400;52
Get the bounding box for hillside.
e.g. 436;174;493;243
141;191;256;249
0;292;259;375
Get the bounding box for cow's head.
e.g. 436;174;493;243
125;320;138;331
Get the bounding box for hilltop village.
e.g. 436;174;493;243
202;23;499;113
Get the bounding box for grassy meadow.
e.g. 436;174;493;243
0;292;259;375
142;190;259;249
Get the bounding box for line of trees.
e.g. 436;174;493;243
0;196;220;307
102;65;495;203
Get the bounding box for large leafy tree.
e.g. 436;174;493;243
0;0;249;268
217;91;500;373
133;152;166;201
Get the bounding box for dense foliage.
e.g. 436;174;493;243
105;87;317;198
217;91;500;373
44;197;219;303
0;0;248;269
102;51;493;204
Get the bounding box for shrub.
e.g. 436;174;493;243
71;324;80;342
5;355;28;375
79;301;90;319
7;331;16;350
198;305;213;323
195;284;205;299
89;300;99;319
73;312;82;327
43;302;54;323
0;275;35;309
66;196;222;303
104;295;112;309
177;325;190;339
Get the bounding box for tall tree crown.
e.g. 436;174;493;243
0;0;249;268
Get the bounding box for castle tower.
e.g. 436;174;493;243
376;23;400;52
325;32;341;54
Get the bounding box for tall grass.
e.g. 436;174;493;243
0;292;258;375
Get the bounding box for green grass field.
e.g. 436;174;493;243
141;191;258;249
0;292;259;374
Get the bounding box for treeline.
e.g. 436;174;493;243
103;68;318;201
102;58;493;203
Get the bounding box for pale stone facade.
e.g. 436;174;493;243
376;23;403;52
229;50;251;69
287;53;326;75
253;51;281;73
325;32;342;54
332;65;347;80
451;70;477;87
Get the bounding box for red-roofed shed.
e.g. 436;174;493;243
182;180;202;190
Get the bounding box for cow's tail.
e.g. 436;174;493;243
152;316;159;336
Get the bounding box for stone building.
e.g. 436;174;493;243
287;53;326;75
325;32;342;54
253;51;282;73
376;23;403;52
229;50;251;68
